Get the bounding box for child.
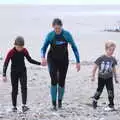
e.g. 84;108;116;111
2;36;41;112
92;40;118;111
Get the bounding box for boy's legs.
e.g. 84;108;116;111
20;70;29;112
94;77;105;100
11;72;19;108
106;77;114;108
93;77;105;108
19;70;27;106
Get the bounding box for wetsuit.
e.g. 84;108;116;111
41;29;80;104
3;47;41;107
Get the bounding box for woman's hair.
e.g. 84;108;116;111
14;36;25;46
52;18;63;26
105;40;116;50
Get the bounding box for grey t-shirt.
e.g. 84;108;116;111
95;55;117;79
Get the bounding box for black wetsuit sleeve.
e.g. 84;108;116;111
24;49;41;65
3;50;13;76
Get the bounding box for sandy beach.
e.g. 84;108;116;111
0;65;120;120
0;5;120;120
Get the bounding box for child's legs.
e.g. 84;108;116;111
11;72;19;107
105;77;114;106
94;77;105;100
19;70;27;105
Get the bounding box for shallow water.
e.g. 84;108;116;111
0;5;120;62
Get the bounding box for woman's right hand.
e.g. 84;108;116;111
91;76;95;82
76;63;80;72
41;58;47;66
2;76;7;82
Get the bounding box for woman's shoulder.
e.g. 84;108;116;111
45;31;55;40
47;30;55;36
63;29;71;36
63;30;73;41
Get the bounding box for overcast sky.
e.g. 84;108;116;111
0;0;120;5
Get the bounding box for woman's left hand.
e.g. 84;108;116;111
76;63;80;72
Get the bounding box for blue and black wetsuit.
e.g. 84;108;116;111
41;29;80;105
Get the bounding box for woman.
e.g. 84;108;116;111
41;18;80;110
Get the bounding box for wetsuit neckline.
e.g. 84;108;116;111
13;47;24;53
54;29;64;36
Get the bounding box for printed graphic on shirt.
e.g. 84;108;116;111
99;61;113;74
95;55;117;78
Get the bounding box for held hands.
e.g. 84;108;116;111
41;58;47;66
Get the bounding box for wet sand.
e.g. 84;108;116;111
0;64;120;120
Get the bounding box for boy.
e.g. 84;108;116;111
2;36;41;112
92;40;118;111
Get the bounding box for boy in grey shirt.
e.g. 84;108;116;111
92;40;118;111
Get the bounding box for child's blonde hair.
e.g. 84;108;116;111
105;40;116;50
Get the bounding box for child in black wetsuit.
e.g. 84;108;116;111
92;40;118;111
2;36;41;112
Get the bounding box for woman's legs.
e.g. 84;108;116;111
48;57;58;108
58;61;68;106
48;55;69;108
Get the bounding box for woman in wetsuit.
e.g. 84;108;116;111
41;18;80;110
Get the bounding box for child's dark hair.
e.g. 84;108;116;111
52;18;63;26
14;36;25;46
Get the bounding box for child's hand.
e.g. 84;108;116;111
115;80;119;84
2;76;7;82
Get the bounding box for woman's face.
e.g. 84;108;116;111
53;24;62;34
